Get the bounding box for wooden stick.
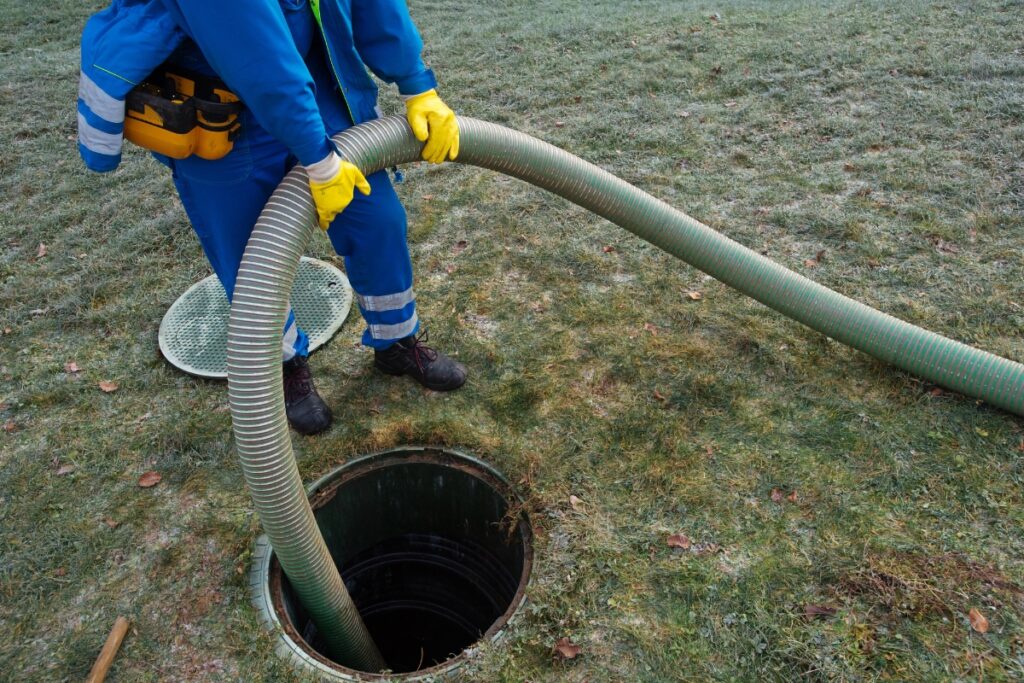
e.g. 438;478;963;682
85;616;129;683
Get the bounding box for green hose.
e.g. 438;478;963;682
231;116;1023;670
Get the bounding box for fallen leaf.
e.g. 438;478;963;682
2;327;10;334
686;291;703;301
569;495;584;511
867;258;881;269
29;308;48;316
975;427;989;438
602;245;615;253
554;637;582;660
786;490;799;503
709;12;721;21
2;420;15;433
55;464;75;476
968;607;989;633
667;533;691;549
643;322;658;336
815;249;827;263
453;240;469;254
653;389;667;403
554;120;565;128
134;411;153;424
843;162;856;172
934;238;960;254
37;243;47;258
98;381;119;393
138;471;162;488
724;100;737;108
64;361;80;374
1017;440;1024;453
803;259;818;268
711;65;723;75
103;517;119;529
804;604;837;619
54;567;66;577
705;444;714;457
678;110;691;118
771;488;784;503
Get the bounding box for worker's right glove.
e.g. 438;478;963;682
305;151;371;230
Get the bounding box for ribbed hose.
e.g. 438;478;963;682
229;116;1024;667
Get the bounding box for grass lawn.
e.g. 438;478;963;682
2;0;1023;680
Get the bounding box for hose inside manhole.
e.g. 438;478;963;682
228;116;1024;670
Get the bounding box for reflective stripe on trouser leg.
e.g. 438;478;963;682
326;169;418;350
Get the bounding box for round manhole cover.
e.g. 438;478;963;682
159;257;352;378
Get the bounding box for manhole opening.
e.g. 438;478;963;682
268;448;532;676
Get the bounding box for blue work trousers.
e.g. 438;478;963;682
164;108;418;360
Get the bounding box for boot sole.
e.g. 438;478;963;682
374;360;467;392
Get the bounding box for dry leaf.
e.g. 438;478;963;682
569;495;584;511
803;258;818;268
653;389;667;402
770;488;784;503
56;464;75;476
554;120;565;128
445;264;457;275
843;162;855;172
453;239;469;254
686;291;703;301
138;471;162;488
667;533;691;549
103;517;119;529
554;637;582;660
64;361;80;374
602;245;615;253
929;387;943;397
1017;440;1024;453
724;100;737;108
2;420;15;433
421;194;434;201
804;604;837;619
54;567;67;577
36;243;47;258
643;322;658;336
678;110;691;118
968;607;989;633
786;490;799;503
815;249;827;263
98;381;118;393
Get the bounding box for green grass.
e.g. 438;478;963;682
2;0;1024;680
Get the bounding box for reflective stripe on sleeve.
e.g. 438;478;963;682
78;71;125;124
77;112;123;156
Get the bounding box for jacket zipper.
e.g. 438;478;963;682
308;0;357;125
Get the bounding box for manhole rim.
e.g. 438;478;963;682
159;256;352;379
249;445;533;681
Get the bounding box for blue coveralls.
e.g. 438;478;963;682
77;0;439;358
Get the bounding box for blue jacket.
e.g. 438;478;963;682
78;0;436;172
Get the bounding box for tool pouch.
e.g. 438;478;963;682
124;65;241;160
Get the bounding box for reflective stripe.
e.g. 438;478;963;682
78;71;124;123
369;313;418;341
77;112;122;156
282;315;299;360
356;287;415;313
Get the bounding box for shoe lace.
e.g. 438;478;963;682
406;330;438;375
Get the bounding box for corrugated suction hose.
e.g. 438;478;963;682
228;116;1024;667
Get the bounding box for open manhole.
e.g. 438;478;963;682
250;447;533;680
159;256;352;378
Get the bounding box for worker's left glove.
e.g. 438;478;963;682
305;151;371;230
404;89;459;164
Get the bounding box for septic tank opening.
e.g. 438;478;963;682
256;447;533;678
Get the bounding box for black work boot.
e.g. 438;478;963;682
283;355;333;435
373;331;467;391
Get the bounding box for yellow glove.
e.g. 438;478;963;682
404;89;459;164
305;152;371;230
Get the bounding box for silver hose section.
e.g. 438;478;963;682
230;115;1024;669
226;172;385;669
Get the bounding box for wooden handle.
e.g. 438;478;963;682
85;616;129;683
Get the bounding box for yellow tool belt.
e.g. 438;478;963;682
124;64;242;160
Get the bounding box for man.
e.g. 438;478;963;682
77;0;467;436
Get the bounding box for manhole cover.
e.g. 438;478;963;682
159;257;352;378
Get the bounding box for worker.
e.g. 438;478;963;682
77;0;467;436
